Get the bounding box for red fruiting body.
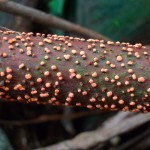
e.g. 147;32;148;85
0;29;150;112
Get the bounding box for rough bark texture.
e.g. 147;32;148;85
0;29;150;112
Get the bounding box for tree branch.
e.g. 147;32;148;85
0;29;149;112
36;112;150;150
0;0;109;40
0;110;100;126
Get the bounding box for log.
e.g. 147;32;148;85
0;29;149;112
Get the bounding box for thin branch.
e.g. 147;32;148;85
0;0;110;40
0;110;100;126
40;112;150;150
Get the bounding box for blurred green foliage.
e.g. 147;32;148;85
48;0;65;17
47;0;150;44
47;0;66;35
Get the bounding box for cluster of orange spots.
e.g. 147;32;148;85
6;67;12;73
66;92;74;102
125;80;130;85
64;54;71;60
51;65;57;71
54;89;59;96
71;49;77;55
93;62;98;66
92;72;98;78
37;78;42;83
121;63;125;67
86;104;93;109
133;43;142;49
105;77;109;81
31;90;37;95
87;44;92;50
14;84;25;91
116;41;120;45
44;47;51;53
128;69;133;74
40;61;45;66
19;49;24;54
88;78;97;87
138;77;145;83
107;91;113;97
117;82;121;86
147;88;150;92
0;86;9;92
6;74;13;80
112;96;118;100
43;38;52;44
80;51;85;56
26;50;32;56
114;75;119;80
76;74;82;79
132;74;137;80
127;87;134;93
26;46;32;51
116;55;123;62
1;52;8;58
44;71;50;76
40;92;49;98
56;72;62;77
0;29;149;112
93;57;99;62
45;82;51;88
118;99;124;104
44;55;49;60
127;48;133;52
127;61;133;66
82;90;87;96
107;41;114;45
89;97;96;102
56;72;63;80
48;97;57;104
0;72;5;77
25;74;32;80
69;68;76;79
67;43;72;47
101;68;108;73
18;63;25;69
110;64;116;68
3;36;8;41
106;61;110;65
92;48;97;52
100;43;105;48
38;41;44;46
8;45;14;50
134;52;140;58
8;38;16;44
75;60;80;65
79;51;86;59
53;45;61;51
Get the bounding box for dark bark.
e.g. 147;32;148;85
0;29;149;112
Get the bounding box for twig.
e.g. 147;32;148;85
0;110;100;126
0;1;109;40
39;112;150;150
